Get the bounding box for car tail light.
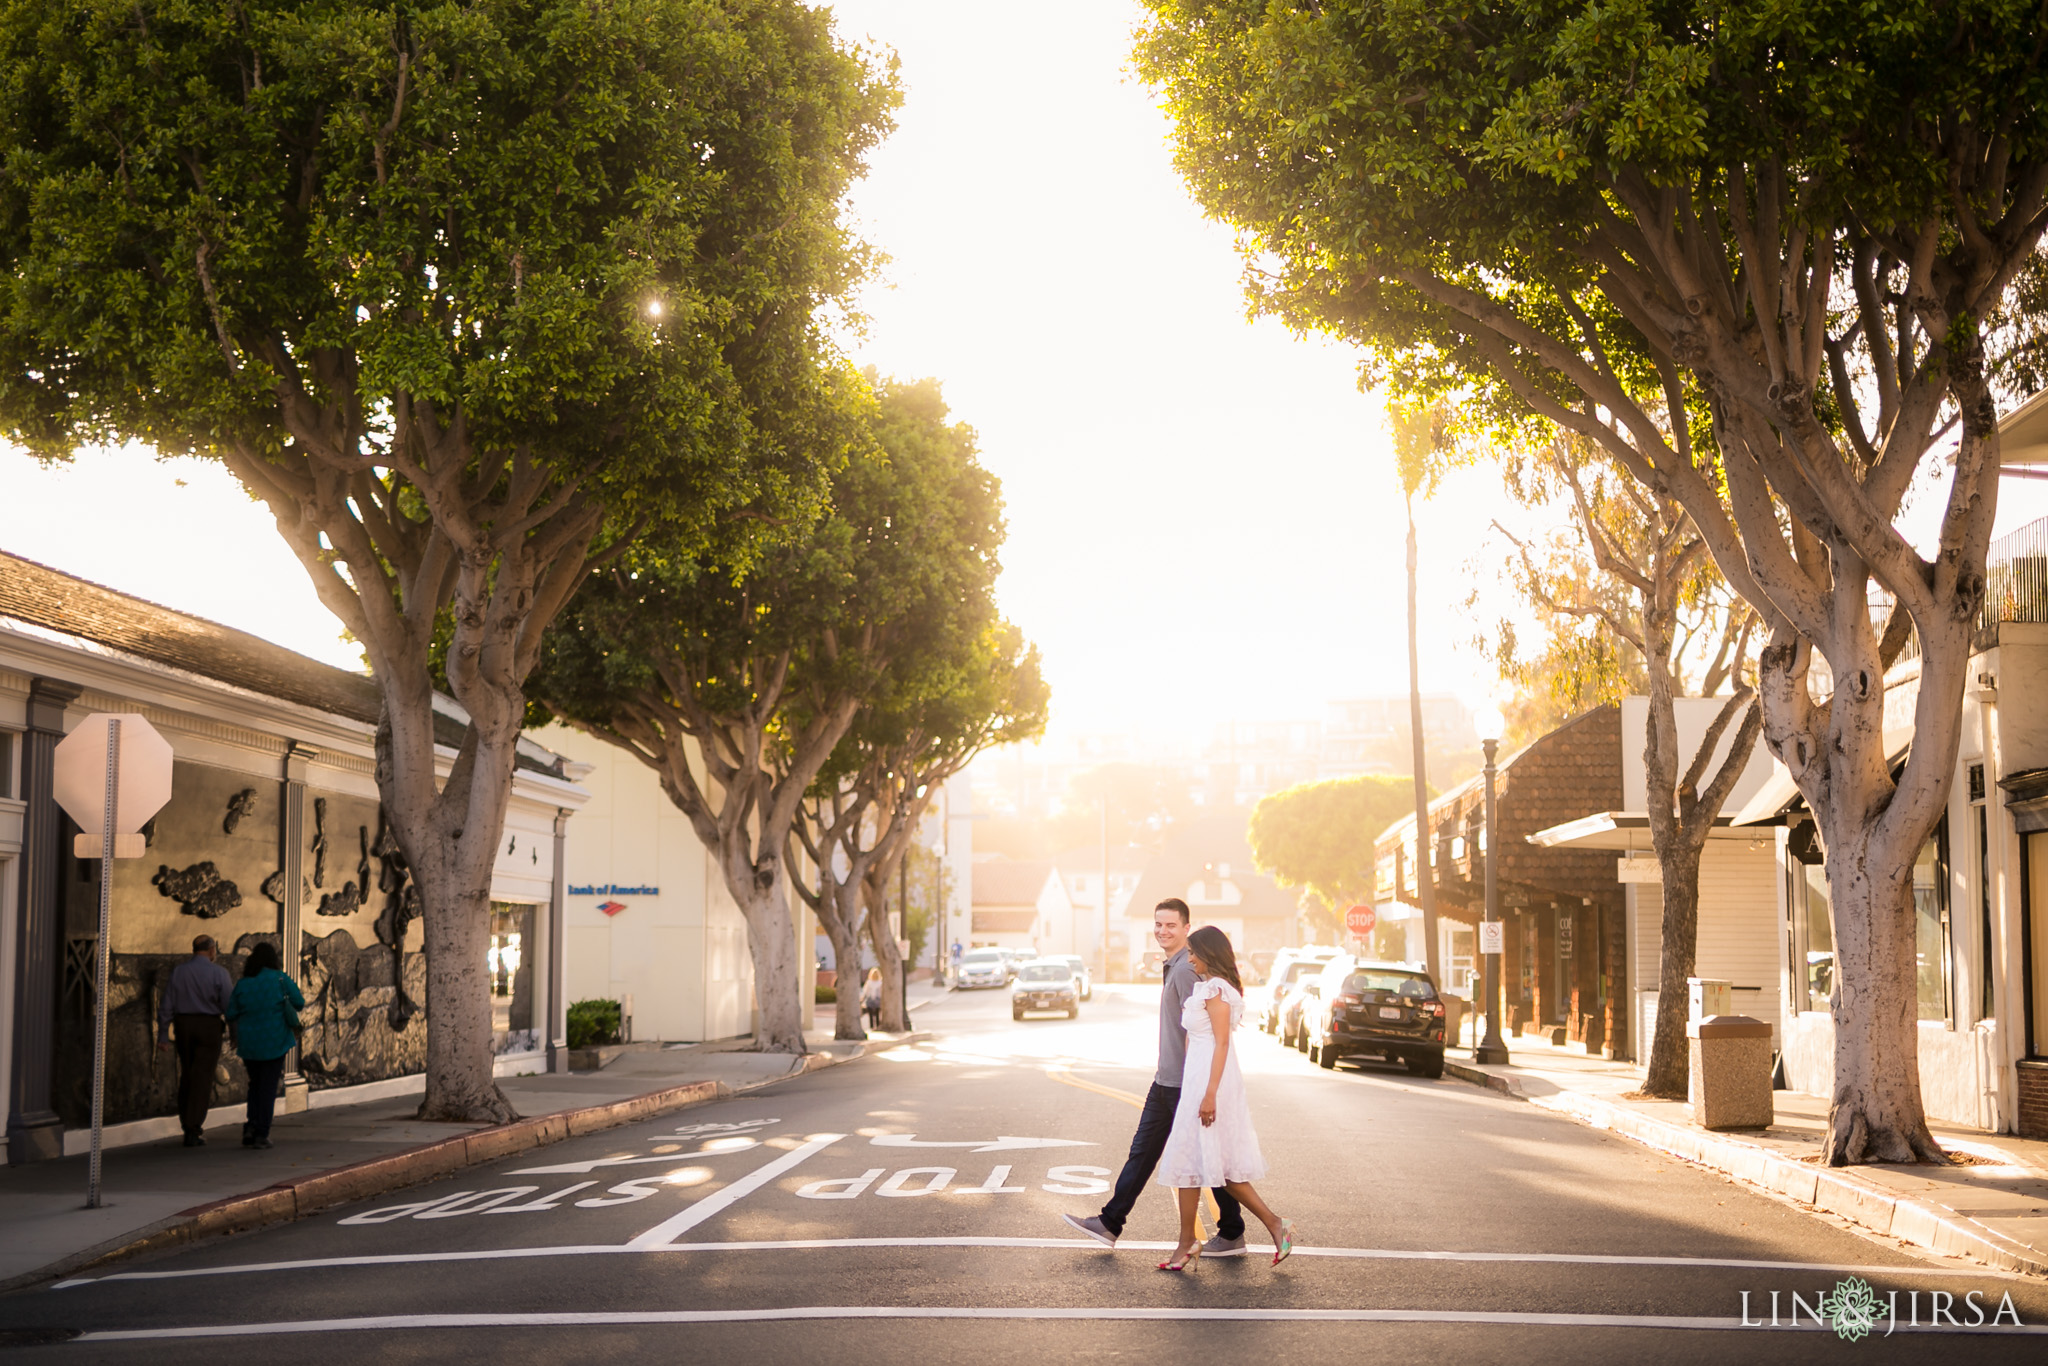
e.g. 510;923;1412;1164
1336;994;1362;1007
1424;1001;1445;1016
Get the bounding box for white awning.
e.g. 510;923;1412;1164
1527;811;1753;850
2002;387;2048;466
1727;725;1914;826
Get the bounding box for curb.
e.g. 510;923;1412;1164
11;1030;929;1293
1443;1058;2048;1278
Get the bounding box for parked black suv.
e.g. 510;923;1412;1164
1301;958;1446;1078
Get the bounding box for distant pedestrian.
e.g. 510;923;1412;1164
1061;898;1251;1257
226;942;305;1150
1151;925;1294;1270
156;934;233;1147
862;968;884;1030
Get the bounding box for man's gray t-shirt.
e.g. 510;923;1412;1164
1155;948;1197;1087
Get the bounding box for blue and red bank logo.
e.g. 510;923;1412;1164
598;901;627;918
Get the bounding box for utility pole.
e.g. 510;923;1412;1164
1099;794;1111;979
1405;487;1443;983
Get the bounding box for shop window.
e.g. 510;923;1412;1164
1913;830;1952;1023
1977;801;1996;1022
489;902;536;1053
0;729;14;798
1801;862;1834;1012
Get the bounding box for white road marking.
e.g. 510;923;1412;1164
53;1238;2007;1289
510;1142;758;1175
74;1305;2048;1340
871;1134;1093;1153
624;1134;845;1248
953;1165;1027;1194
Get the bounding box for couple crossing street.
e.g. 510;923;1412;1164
1062;897;1297;1270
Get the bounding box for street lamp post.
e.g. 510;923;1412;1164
1475;706;1511;1065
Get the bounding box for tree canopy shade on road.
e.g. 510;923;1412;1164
1249;774;1417;937
1137;0;2048;1163
0;0;897;1119
533;377;1019;1052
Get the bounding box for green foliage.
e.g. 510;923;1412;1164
1;0;900;629
565;998;621;1050
1248;774;1422;913
534;373;1010;744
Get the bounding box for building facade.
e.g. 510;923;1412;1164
1;554;585;1163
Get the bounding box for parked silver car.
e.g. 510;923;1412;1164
1052;954;1093;1000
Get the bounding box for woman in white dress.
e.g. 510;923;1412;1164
1155;925;1297;1271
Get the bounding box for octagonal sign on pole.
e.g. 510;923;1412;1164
52;714;174;1209
1344;902;1377;941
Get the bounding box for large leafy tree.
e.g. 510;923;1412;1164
1249;774;1417;938
1;0;895;1120
1138;0;2048;1163
533;377;1009;1051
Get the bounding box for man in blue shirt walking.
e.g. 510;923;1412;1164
156;934;234;1147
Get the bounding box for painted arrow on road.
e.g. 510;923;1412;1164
510;1140;760;1175
869;1134;1094;1153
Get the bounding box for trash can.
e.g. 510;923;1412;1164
1688;1014;1773;1130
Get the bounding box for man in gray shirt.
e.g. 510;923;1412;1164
156;934;234;1147
1062;897;1248;1253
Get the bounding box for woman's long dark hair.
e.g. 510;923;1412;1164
1185;926;1243;995
243;941;282;980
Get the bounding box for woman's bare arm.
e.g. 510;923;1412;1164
1199;993;1230;1125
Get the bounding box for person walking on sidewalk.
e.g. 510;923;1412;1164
226;942;304;1150
1153;926;1295;1271
862;968;885;1031
155;934;233;1147
1060;898;1250;1256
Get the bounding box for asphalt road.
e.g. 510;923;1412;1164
4;983;2046;1363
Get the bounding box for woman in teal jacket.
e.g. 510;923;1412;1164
226;942;305;1149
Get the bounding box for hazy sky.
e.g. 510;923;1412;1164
5;0;2044;751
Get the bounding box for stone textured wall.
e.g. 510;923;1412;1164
54;759;431;1128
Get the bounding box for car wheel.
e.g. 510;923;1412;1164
1306;1041;1319;1065
1294;1028;1307;1054
1067;1006;1079;1019
1012;1009;1024;1021
1318;1041;1338;1070
1407;1048;1446;1079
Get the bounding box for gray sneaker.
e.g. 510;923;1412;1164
1062;1213;1117;1248
1202;1233;1248;1257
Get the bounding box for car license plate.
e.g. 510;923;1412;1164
1378;1006;1403;1020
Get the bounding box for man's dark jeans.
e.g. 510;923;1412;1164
1098;1082;1244;1239
172;1014;225;1137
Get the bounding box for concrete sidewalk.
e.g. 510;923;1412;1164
0;1024;928;1293
1440;1029;2048;1277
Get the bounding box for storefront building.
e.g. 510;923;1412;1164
1;554;585;1163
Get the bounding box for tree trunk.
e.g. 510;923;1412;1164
1818;819;1944;1163
1404;491;1442;983
379;683;527;1125
726;848;808;1054
1641;854;1701;1100
822;881;869;1043
869;901;909;1033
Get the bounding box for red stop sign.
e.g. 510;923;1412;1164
1345;903;1377;937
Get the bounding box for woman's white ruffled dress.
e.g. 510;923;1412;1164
1156;978;1267;1187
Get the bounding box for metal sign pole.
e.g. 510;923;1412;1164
87;718;120;1209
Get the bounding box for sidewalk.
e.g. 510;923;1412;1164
0;1019;931;1293
1441;1027;2048;1277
